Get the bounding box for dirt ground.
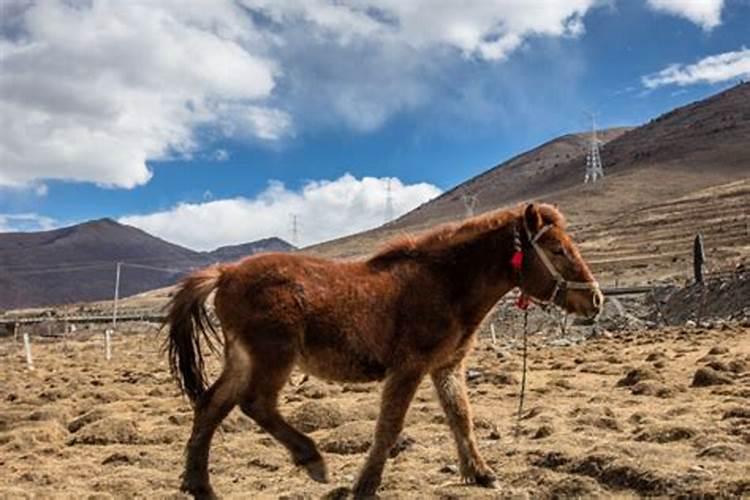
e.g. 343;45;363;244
1;318;749;499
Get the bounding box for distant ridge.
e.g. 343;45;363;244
393;127;630;228
205;238;295;262
0;220;294;309
307;82;750;260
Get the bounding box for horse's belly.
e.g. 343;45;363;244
297;346;386;383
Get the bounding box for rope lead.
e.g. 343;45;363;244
515;308;529;437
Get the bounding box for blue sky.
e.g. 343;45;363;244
1;0;749;248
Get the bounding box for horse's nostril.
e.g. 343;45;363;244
592;290;604;310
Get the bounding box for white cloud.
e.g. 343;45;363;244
240;0;603;132
0;213;57;232
645;0;724;30
0;0;286;189
120;174;441;250
244;0;597;60
1;0;605;189
642;47;750;88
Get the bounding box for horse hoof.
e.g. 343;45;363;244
301;457;329;483
474;472;497;489
321;486;351;500
180;482;218;500
352;478;379;499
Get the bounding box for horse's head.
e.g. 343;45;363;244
516;203;603;318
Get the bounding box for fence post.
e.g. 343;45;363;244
693;234;705;284
105;328;112;361
23;331;34;370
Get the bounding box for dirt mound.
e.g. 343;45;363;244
723;406;750;420
629;381;675;398
697;443;747;462
571;405;622;432
0;421;68;451
288;401;344;432
692;367;733;387
318;421;373;454
547;475;604;498
616;366;660;387
633;424;696;443
533;450;675;496
69;417;140;445
532;424;555;439
68;407;110;432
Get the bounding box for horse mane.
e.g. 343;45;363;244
368;203;566;265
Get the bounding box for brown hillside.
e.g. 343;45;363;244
306;83;750;285
395;127;631;227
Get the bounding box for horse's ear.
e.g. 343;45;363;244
524;203;542;233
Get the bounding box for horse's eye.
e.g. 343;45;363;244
552;247;565;256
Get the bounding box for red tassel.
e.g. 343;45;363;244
516;294;531;310
511;250;523;270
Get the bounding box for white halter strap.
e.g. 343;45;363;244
523;220;600;304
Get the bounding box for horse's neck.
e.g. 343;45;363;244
439;218;518;324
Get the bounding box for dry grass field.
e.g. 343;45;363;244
1;315;749;498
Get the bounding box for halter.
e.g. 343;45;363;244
514;217;601;307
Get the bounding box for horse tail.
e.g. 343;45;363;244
164;265;224;404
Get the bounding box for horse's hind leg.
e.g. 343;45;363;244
182;368;242;500
239;346;328;483
431;362;495;487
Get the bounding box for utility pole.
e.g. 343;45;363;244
461;193;478;218
110;261;182;331
384;178;395;223
584;111;604;184
112;261;121;329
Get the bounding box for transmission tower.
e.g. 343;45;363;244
289;214;300;246
584;111;604;184
461;193;478;218
384;178;395;223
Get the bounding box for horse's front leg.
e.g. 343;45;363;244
431;362;496;487
352;369;423;499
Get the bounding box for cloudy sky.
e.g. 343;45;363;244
1;0;749;248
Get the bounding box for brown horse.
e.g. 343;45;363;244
165;203;602;499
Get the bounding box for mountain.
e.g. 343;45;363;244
391;82;750;230
0;220;294;309
204;238;295;262
307;83;750;283
304;126;631;258
393;127;631;228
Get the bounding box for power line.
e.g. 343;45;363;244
111;260;190;328
3;261;191;276
2;255;200;273
118;262;186;273
4;262;116;276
